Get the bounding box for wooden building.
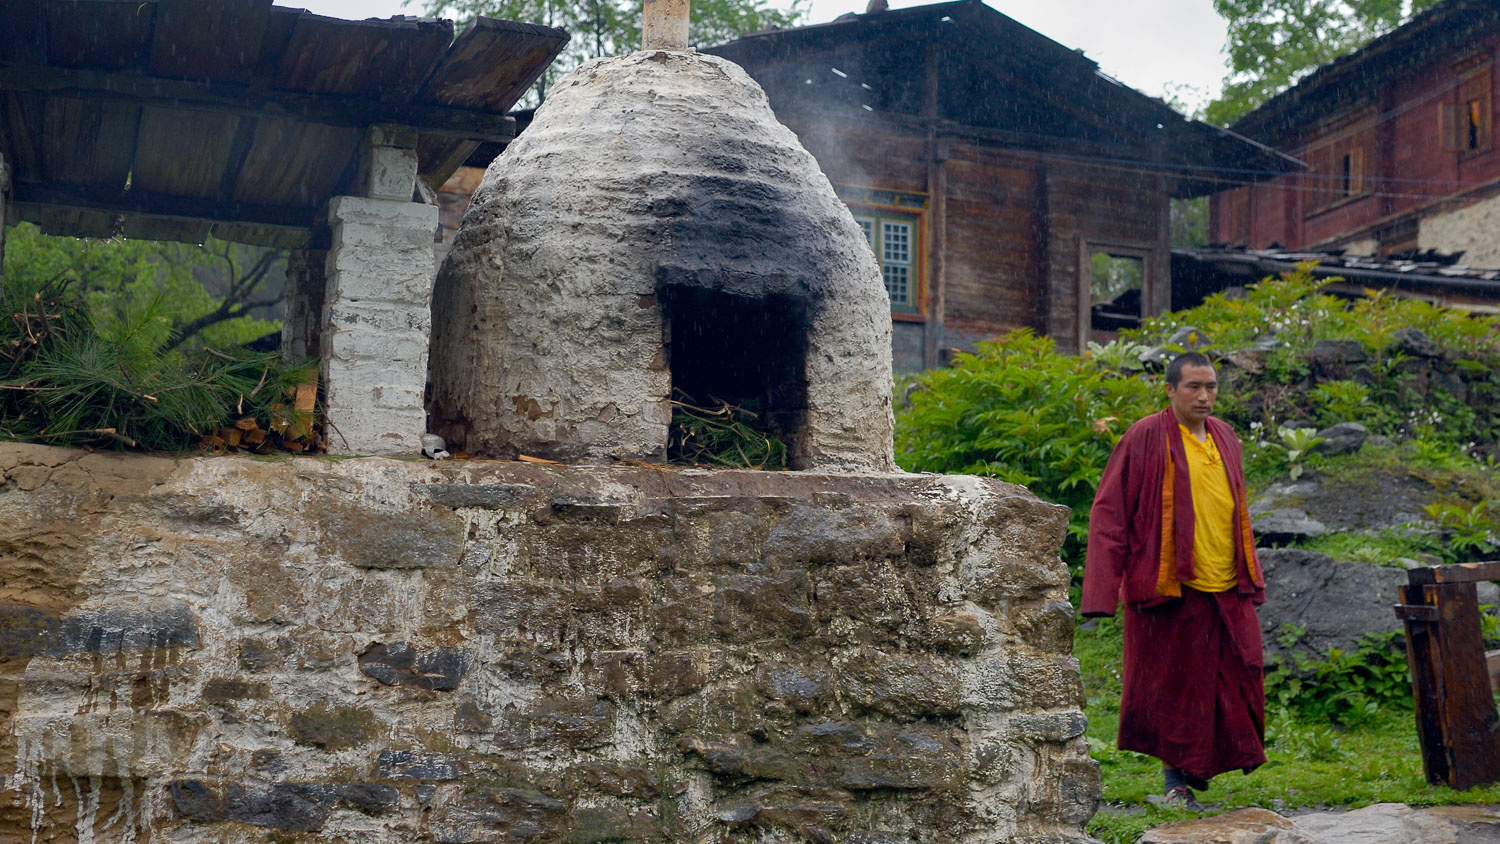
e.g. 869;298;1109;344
1210;0;1500;269
707;0;1298;370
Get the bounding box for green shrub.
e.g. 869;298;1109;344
1265;627;1412;726
895;329;1160;568
2;256;310;451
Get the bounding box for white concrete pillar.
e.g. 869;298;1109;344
320;126;437;455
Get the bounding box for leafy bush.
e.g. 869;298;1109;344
2;236;311;451
895;330;1160;566
1265;626;1411;726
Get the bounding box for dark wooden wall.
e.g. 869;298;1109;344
783;113;1170;369
1211;28;1500;253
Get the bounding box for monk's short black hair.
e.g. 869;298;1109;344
1166;351;1214;386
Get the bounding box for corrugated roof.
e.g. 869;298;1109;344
1174;246;1500;295
0;0;568;248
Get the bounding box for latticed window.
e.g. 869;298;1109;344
852;213;918;314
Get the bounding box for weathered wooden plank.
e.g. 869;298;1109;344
229;117;357;207
0;92;45;182
121;215;212;245
1399;582;1451;786
148;0;273;83
1430;582;1500;789
13;183;319;232
0;65;519;141
210;222;315;250
274;13;453;98
45;0;155;69
131;106;239;197
13;202;117;238
418;17;569;113
1408;562;1500;585
0;0;46;65
40;96;139;188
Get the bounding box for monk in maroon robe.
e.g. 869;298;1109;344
1082;352;1266;808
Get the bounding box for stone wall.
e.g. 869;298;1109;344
0;444;1097;842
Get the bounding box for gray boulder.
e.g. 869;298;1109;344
1257;548;1407;659
1310;422;1368;456
1390;326;1441;359
1253;508;1327;545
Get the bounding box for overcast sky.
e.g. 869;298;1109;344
274;0;1229;111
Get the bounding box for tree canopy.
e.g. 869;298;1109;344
419;0;808;103
1207;0;1445;126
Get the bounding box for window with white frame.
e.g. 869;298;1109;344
852;213;917;313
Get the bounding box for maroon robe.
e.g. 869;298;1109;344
1082;409;1267;780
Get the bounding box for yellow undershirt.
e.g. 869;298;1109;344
1180;423;1239;592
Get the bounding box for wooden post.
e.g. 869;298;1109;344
642;0;690;50
1396;561;1500;790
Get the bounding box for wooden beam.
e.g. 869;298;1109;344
0;64;518;142
13;183;319;232
1409;562;1500;585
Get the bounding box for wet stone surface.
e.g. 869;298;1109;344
0;443;1094;842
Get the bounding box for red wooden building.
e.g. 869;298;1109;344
705;0;1297;370
1210;0;1500;269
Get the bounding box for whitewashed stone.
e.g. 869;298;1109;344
429;50;895;471
321;195;438;456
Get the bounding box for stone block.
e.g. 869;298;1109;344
925;611;987;654
1014;600;1076;651
430;786;566;843
201;677;269;703
324;300;433;336
359;641;473;690
761;503;907;564
963;654;1085;712
318;504;465;569
421;482;539;510
497;699;616;750
360;144;419;201
566;762;661;799
712;571;814;643
169;779;399;831
837;649;961;718
567;805;663;843
287;704;377;750
473;580;574;641
756;661;831;713
379;749;467;781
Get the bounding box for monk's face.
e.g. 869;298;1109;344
1166;363;1218;426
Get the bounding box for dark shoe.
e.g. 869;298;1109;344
1183;772;1210;792
1147;786;1205;811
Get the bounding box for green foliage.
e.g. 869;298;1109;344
895;330;1161;567
1278;426;1323;480
668;392;788;470
418;0;807;104
1298;528;1441;565
1127;265;1500;461
1420;501;1500;561
1309;379;1370;426
1077;617;1500;844
1264;628;1412;726
3;223;281;352
1207;0;1446;125
2;226;309;451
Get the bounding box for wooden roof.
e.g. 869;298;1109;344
0;0;568;248
708;0;1303;198
1230;0;1500;145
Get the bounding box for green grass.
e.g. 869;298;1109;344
1076;615;1500;844
1296;530;1439;566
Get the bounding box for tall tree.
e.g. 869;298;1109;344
1207;0;1445;126
419;0;808;104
